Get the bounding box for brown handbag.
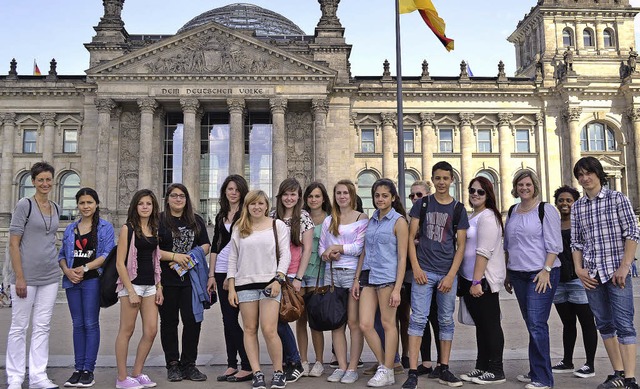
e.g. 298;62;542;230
273;220;305;322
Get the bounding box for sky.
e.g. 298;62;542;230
2;0;640;78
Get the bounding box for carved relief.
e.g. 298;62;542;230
40;113;56;126
563;107;582;122
118;111;141;209
145;32;281;74
498;113;512;127
459;113;475;126
286;111;313;187
419;112;436;126
137;98;158;114
381;112;396;127
318;0;342;27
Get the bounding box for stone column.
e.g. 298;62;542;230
227;98;245;176
565;107;582;188
0;113;17;218
535;113;549;199
312;99;329;185
381;112;396;179
40;113;56;163
420;112;436;181
95;98;116;204
137;98;158;189
595;21;604;53
498;113;513;212
180;98;200;204
459;113;475;205
270;98;288;198
627;108;640;208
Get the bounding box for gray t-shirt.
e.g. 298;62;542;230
8;197;60;285
409;195;469;275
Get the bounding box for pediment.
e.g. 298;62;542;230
598;155;625;169
356;115;381;126
474;115;498;126
88;22;335;78
434;115;459;126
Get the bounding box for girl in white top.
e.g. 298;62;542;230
227;190;291;389
319;179;368;384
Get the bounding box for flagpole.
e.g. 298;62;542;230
395;0;406;203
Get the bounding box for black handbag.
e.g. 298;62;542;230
305;261;349;331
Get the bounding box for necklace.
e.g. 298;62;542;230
34;197;53;234
518;201;539;213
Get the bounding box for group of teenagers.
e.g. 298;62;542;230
4;156;638;389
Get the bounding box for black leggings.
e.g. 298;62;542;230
215;272;251;371
554;302;598;367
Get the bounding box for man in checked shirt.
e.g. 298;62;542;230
571;156;640;389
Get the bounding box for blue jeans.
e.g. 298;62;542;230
586;274;636;345
509;268;560;387
278;321;301;364
65;277;101;372
408;271;457;340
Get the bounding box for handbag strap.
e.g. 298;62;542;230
272;219;280;264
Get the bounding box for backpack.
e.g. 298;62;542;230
418;195;465;235
507;202;545;224
100;224;133;308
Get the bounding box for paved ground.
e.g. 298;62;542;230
0;279;639;388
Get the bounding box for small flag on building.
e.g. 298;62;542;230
467;61;474;77
33;60;41;76
399;0;454;51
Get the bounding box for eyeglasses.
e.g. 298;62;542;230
468;188;486;196
408;192;424;200
169;193;186;199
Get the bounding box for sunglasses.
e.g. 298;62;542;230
468;188;486;196
408;192;424;200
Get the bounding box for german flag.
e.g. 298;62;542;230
399;0;454;51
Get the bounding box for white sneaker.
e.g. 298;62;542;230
29;379;59;389
301;361;310;377
309;361;325;377
9;383;23;389
327;369;346;383
367;366;394;387
340;370;359;384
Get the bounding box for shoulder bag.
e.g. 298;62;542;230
273;220;305;322
304;260;349;331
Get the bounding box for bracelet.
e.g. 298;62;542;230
471;280;482;286
171;252;175;261
294;276;303;282
208;275;215;279
156;284;163;289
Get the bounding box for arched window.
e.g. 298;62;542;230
563;28;574;47
583;29;594;47
603;29;614;48
476;170;499;204
357;170;379;216
18;173;35;199
449;171;461;201
59;172;80;220
580;122;617;152
405;171;419;210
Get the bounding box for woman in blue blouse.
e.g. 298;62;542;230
58;188;115;387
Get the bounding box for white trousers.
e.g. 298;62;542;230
6;282;58;386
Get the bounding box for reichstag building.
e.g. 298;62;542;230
1;0;640;231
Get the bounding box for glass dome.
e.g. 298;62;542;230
178;3;306;36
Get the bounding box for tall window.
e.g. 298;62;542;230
63;129;78;153
439;129;453;152
603;29;614;47
23;129;37;153
580;122;616;151
18;173;35;199
357;170;378;216
361;129;375;153
515;129;530;153
563;28;574;47
245;112;273;198
163;112;184;195
583;29;594;47
59;172;80;220
403;130;414;153
477;129;492;153
201;112;230;222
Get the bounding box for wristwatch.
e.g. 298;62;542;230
82;265;90;273
275;274;286;283
543;265;552;272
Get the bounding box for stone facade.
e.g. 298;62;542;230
1;0;640;249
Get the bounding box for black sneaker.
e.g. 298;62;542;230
167;363;183;382
329;360;339;369
416;365;433;376
253;371;266;389
358;359;364;368
428;365;443;379
460;369;484;382
402;372;418;389
552;361;574;374
183;365;207;381
77;371;94;388
64;371;81;387
472;371;507;385
286;362;303;383
598;373;626;389
438;368;463;387
625;378;639;389
573;364;595;378
271;371;286;389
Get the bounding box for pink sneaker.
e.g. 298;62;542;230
115;376;143;389
133;374;156;388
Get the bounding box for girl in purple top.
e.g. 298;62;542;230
504;170;562;389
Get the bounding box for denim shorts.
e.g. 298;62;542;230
301;274;324;288
359;270;394;289
237;288;282;304
118;284;156;298
324;267;357;289
553;278;589;305
586;274;636;344
408;271;457;340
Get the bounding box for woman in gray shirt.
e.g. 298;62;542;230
6;161;61;389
